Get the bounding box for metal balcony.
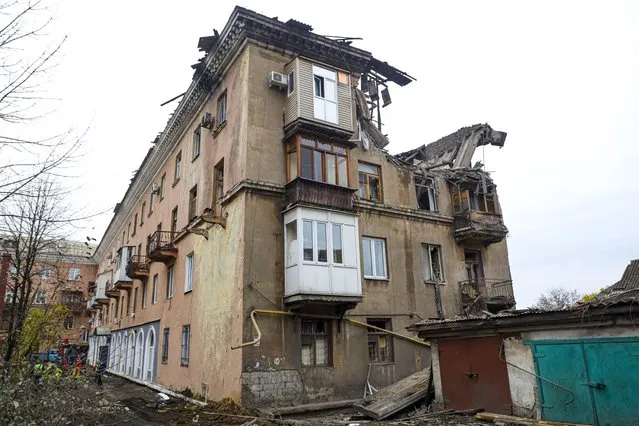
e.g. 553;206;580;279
105;282;120;298
285;177;356;212
126;255;150;280
460;278;516;314
453;211;508;245
147;231;177;263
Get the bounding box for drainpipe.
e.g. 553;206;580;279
230;309;430;350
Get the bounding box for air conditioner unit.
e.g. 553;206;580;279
201;112;214;129
268;71;288;90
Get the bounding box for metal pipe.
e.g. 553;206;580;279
230;309;429;350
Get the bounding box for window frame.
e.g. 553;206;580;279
367;318;394;363
181;325;190;366
301;320;332;367
216;91;227;125
140;203;145;225
188;185;198;221
213;159;224;209
287;70;295;96
166;265;174;299
141;280;148;309
174;151;182;182
68;268;81;281
152;274;158;304
132;287;138;313
159;173;166;201
312;65;338;124
192;128;201;161
362;237;388;280
162;328;169;364
286;135;349;187
34;290;47;305
133;214;138;236
358;162;383;201
184;252;194;293
422;243;445;283
171;206;178;235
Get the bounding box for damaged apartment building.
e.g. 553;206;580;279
86;7;514;405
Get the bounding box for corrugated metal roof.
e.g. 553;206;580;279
412;307;574;326
591;259;639;305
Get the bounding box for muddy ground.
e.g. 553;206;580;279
92;374;490;426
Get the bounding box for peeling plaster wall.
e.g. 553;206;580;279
503;337;537;418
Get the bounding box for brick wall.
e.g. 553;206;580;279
241;370;304;405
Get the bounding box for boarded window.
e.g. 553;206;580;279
301;320;331;366
367;319;394;363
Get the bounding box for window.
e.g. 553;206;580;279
159;173;166;200
287;137;348;186
216;91;227;125
192;128;201;160
312;65;337;124
120;296;125;317
452;187;497;214
68;268;81;281
181;325;190;366
142;281;147;309
285;221;298;267
127;223;131;242
171;206;178;235
367;319;394;363
185;253;194;293
141;203;145;224
287;70;295;96
162;328;169;363
422;244;444;282
213;160;224;208
166;265;174;299
34;290;47;305
362;237;388;279
152;274;158;304
133;214;138;235
358;163;382;201
332;224;343;264
4;292;14;305
126;291;131;314
174;151;182;181
133;287;138;313
64;316;75;330
415;176;437;212
302;220;344;264
149;191;155;215
115;298;119;318
188;185;198;221
301;320;331;366
39;267;51;279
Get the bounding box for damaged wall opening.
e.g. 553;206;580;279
452;187;497;214
415;176;437;212
422;244;444;282
367;318;394;363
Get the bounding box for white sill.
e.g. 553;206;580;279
364;276;389;281
424;281;446;285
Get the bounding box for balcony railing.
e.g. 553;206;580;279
126;255;150;279
63;300;85;313
453;210;508;245
285;177;356;212
459;278;515;314
147;231;177;262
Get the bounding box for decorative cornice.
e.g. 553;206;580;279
355;200;454;225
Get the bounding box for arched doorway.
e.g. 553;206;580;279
135;329;144;379
144;329;155;382
126;331;135;376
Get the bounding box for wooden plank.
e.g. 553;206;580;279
353;367;431;420
476;412;591;426
270;399;359;416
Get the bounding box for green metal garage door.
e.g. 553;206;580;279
526;337;639;426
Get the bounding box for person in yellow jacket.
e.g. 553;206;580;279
33;361;44;384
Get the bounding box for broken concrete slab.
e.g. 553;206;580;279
353;366;431;420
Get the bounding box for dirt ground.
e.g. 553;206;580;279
94;375;490;426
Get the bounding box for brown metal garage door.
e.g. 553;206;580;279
438;336;512;414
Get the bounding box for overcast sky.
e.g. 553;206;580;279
41;0;639;307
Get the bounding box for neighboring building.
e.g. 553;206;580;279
409;259;639;426
0;239;97;345
86;7;514;405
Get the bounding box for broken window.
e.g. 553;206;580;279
367;319;394;363
216;91;227;125
415;176;437;212
188;185;198;221
452;187;497;214
289;137;348;186
422;244;444;282
301;320;331;366
358;163;382;201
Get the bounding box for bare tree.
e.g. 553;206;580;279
0;0;83;205
533;287;582;311
0;180;83;374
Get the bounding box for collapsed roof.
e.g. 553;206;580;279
590;259;639;306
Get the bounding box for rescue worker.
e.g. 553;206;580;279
94;361;106;386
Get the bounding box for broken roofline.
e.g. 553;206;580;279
94;6;415;261
394;124;506;169
406;303;639;339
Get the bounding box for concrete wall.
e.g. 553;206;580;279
503;336;537;418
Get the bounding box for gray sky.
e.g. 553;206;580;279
43;0;639;307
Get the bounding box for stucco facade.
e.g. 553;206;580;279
87;7;514;405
